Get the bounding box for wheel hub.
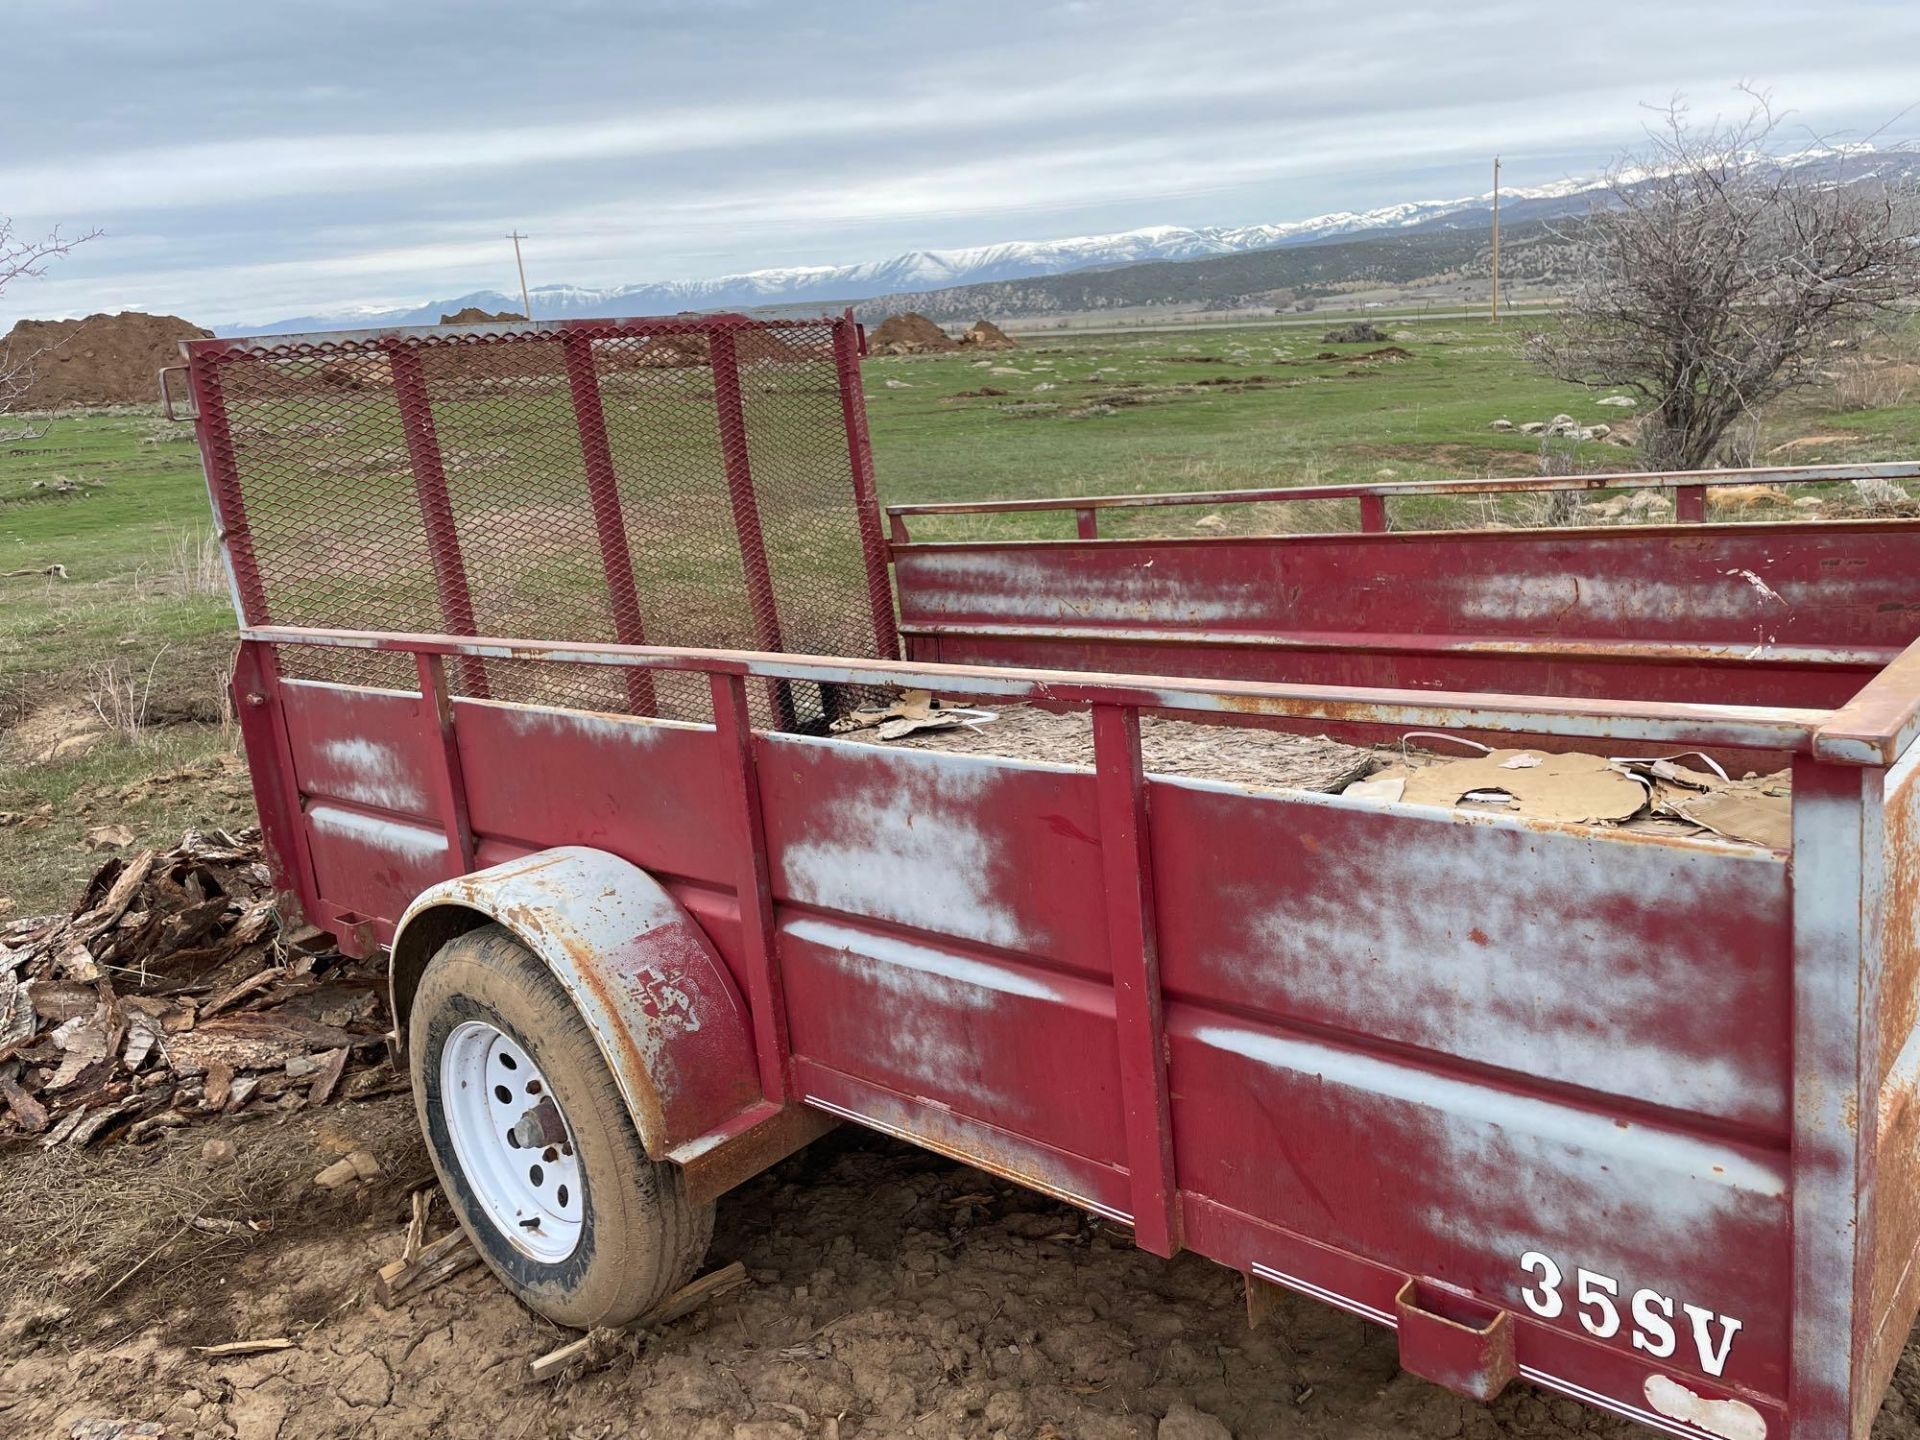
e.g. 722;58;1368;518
440;1020;584;1262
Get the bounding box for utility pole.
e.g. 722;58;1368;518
506;231;533;322
1482;157;1497;326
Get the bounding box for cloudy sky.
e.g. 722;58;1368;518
3;0;1916;328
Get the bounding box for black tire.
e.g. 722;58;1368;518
408;923;714;1328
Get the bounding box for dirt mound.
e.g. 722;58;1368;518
957;319;1017;350
437;307;526;325
867;312;958;356
5;312;211;409
1322;321;1390;344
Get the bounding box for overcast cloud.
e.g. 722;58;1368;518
3;0;1916;327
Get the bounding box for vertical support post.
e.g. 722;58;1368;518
887;511;911;545
1076;508;1099;540
388;343;489;698
1092;704;1180;1258
1675;484;1708;523
185;351;271;625
561;332;657;715
1359;494;1389;533
832;313;903;661
1787;756;1886;1438
709;328;794;729
416;651;477;876
232;641;321;923
711;673;792;1102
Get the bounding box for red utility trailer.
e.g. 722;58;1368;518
170;315;1920;1440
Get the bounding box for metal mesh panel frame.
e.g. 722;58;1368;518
185;314;898;732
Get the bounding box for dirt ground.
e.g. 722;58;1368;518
0;1102;1703;1440
8;1102;1920;1440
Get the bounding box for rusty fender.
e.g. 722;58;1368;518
388;847;764;1161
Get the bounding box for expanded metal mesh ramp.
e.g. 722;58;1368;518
181;314;897;730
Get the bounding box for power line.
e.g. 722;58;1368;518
1490;157;1502;321
506;231;532;323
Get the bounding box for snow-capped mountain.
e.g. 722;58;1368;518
222;176;1613;336
221;148;1911;335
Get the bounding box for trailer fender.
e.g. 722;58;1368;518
388;847;764;1159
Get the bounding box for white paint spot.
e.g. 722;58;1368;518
787;917;1062;1002
495;701;683;746
1723;568;1788;608
1452;572;1796;627
664;1128;730;1164
903;549;1259;625
1191;1023;1785;1200
283;678;419;702
319;737;426;813
1195;1019;1787;1319
777;745;1032;952
788;916;1053;1117
1226;802;1785;1126
1643;1374;1767;1440
308;804;447;862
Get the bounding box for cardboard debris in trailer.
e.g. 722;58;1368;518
1349;745;1792;848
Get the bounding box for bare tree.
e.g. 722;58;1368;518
1;217;98;417
1530;96;1920;470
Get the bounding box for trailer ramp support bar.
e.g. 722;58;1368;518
387;343;489;699
561;332;657;716
1093;704;1181;1257
832;312;903;661
710;329;795;730
184;349;270;626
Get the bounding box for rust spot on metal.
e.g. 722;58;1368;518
676;1104;840;1206
1468;927;1490;947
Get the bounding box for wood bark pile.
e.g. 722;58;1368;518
0;828;392;1148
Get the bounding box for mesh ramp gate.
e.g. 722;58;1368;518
184;314;898;729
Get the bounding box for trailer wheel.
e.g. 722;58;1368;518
408;923;714;1328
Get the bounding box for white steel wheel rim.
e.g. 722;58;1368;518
441;1020;584;1262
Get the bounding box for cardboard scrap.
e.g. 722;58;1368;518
1663;773;1792;850
1366;749;1648;825
828;688;978;741
1611;756;1792;849
1348;743;1795;850
1343;774;1406;804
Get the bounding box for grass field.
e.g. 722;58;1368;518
2;315;1917;912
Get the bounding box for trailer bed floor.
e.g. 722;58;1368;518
840;704;1377;793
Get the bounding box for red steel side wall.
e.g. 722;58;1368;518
1863;741;1920;1431
892;524;1920;715
268;676;1801;1425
